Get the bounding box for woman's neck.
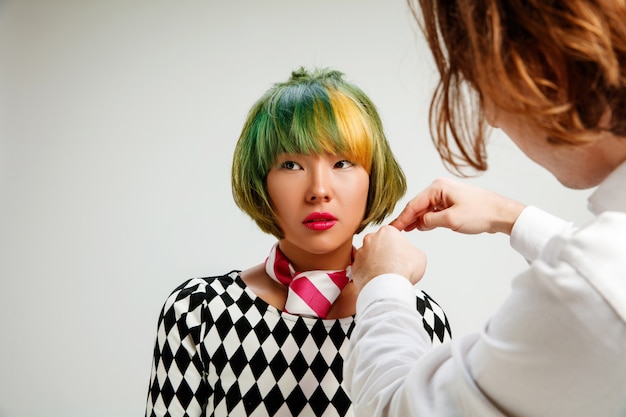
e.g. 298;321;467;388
277;239;354;272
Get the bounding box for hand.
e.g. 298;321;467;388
352;225;426;290
391;178;525;235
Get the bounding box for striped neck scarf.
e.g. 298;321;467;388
264;243;352;319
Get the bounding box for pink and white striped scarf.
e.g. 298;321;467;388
264;243;352;319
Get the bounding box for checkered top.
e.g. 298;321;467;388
145;271;451;417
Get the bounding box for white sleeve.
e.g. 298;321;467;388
345;274;436;416
345;232;626;416
345;274;505;416
510;205;576;262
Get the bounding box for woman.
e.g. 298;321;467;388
145;67;451;417
344;1;626;416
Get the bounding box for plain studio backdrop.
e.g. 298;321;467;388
0;1;593;416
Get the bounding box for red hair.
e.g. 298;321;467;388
409;0;626;175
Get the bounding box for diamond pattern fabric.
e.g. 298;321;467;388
145;271;452;416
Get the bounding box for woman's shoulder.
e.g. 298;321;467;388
161;270;245;311
175;270;242;292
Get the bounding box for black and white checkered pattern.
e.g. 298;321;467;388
145;271;451;417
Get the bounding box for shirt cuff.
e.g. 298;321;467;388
510;205;574;262
356;274;417;316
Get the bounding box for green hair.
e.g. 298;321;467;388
232;67;406;237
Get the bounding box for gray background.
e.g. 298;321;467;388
0;1;592;416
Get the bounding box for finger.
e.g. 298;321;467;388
393;196;433;231
417;211;442;231
390;217;420;232
418;208;461;232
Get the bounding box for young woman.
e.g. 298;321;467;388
345;1;626;416
145;67;451;417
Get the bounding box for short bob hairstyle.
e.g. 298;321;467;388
232;67;406;238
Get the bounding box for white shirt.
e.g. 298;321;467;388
344;162;626;417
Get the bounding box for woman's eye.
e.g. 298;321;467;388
281;161;301;170
335;160;354;169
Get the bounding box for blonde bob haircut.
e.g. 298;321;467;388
232;67;406;238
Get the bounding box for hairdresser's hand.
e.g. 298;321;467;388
391;178;525;235
352;225;426;290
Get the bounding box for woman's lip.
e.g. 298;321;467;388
303;212;337;231
303;212;337;223
303;220;337;231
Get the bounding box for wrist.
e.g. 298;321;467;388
494;199;526;235
355;274;415;315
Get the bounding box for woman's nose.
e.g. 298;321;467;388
306;167;332;202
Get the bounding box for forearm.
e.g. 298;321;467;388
346;253;625;417
345;275;432;416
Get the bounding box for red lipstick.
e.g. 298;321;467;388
303;212;337;231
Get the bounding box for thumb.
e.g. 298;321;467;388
418;210;448;231
390;217;419;232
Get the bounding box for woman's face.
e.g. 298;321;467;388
266;152;369;271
